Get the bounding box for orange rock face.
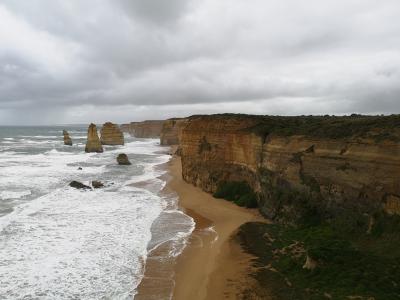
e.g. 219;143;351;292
179;114;400;223
124;120;164;138
160;118;188;146
85;123;103;153
63;130;72;146
100;122;124;145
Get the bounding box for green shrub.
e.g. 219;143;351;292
214;181;258;208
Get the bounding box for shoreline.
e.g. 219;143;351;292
167;155;266;299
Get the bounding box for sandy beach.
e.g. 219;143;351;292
168;155;266;299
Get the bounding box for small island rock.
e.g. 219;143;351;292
117;153;131;165
100;122;124;145
85;123;103;153
92;181;104;188
69;181;91;190
63;130;72;146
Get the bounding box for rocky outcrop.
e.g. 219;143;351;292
92;181;104;189
85;123;103;153
63;130;72;146
69;181;91;190
117;153;131;165
160;118;188;146
179;114;400;226
100;122;124;145
123;120;164;138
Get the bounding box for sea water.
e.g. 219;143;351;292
0;126;194;300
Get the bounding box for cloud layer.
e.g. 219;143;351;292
0;0;399;124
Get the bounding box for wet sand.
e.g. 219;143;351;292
168;156;266;299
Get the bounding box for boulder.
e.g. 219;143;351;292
85;123;103;153
92;181;104;189
100;122;124;145
69;181;91;190
117;153;131;165
63;130;72;146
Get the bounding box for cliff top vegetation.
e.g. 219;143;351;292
189;113;400;141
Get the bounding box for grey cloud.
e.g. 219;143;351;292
117;0;191;25
0;0;400;124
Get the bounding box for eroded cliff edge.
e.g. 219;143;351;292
179;114;400;226
121;120;164;138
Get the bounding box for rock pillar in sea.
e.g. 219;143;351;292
63;130;72;146
100;122;124;145
85;123;104;153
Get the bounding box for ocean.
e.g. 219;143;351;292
0;126;194;299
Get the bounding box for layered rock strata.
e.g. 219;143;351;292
160;118;188;146
63;130;72;146
85;123;103;153
123;120;164;138
100;122;124;145
179;114;400;225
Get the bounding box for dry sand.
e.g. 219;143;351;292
168;156;266;300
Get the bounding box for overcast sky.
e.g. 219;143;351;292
0;0;399;124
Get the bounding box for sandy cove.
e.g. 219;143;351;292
167;155;266;299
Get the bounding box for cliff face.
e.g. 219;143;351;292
122;120;164;138
85;123;103;153
100;122;124;145
179;114;400;225
160;118;188;145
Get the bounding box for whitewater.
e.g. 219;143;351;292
0;126;194;300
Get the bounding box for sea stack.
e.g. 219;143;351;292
85;123;103;153
63;130;72;146
117;153;131;165
100;122;124;145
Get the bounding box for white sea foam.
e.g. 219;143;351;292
0;190;31;200
0;134;192;299
0;187;163;300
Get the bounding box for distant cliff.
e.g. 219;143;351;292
179;114;400;227
120;120;164;138
160;118;188;146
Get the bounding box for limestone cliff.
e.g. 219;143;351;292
122;120;164;138
63;130;72;146
100;122;124;145
179;114;400;226
85;123;103;153
160;118;188;145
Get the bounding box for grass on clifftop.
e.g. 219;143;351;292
237;221;400;300
190;113;400;141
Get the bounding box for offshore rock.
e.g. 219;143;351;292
85;123;103;153
63;130;72;146
92;181;104;189
100;122;124;145
69;181;91;190
117;153;131;165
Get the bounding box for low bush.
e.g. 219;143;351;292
214;181;258;208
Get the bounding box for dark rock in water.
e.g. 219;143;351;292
117;153;131;165
92;181;104;189
77;167;83;170
69;181;91;190
63;130;73;146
